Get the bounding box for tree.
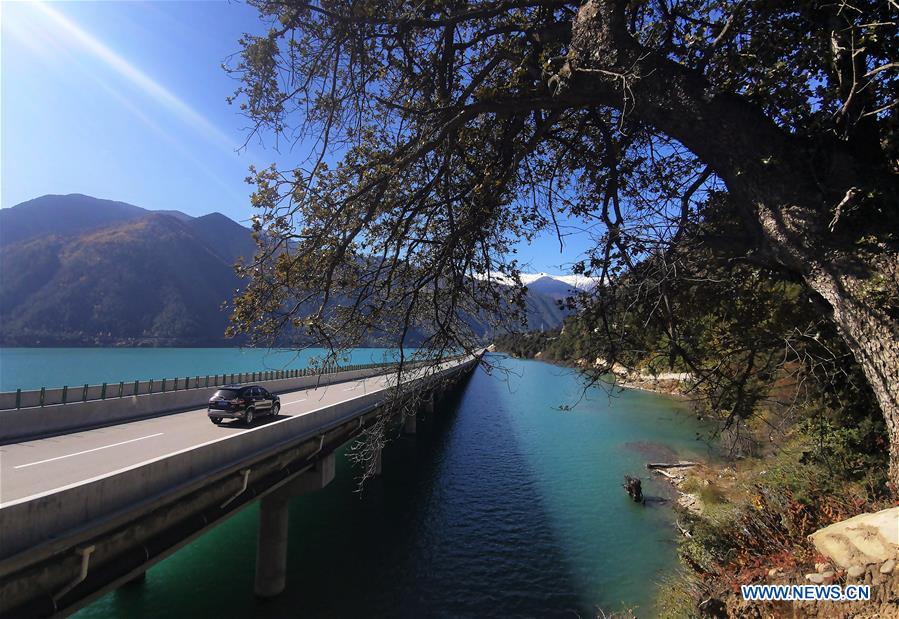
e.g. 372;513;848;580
226;1;899;488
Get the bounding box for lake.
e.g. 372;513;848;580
2;348;710;616
0;347;407;392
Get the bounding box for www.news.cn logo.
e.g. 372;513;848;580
741;584;871;602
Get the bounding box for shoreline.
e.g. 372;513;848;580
498;350;693;398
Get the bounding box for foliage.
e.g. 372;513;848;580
226;0;897;342
0;210;248;346
657;389;890;610
226;0;899;485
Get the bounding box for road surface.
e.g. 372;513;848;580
0;369;417;505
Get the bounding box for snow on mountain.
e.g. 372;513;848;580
519;272;598;290
476;271;599;290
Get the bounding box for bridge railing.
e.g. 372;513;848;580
0;354;480;564
0;353;475;444
0;354;472;411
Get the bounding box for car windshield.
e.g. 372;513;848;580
212;389;239;399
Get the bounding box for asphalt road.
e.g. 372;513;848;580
0;369;413;505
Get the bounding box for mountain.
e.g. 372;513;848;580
519;272;599;290
0;213;245;346
185;212;257;265
0;194;192;246
0;195;250;346
0;194;573;345
525;275;580;299
521;276;578;330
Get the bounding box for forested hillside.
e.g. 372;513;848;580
0;194;573;345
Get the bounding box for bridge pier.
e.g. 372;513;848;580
403;414;417;435
423;392;435;414
255;493;290;598
255;453;336;598
373;448;382;476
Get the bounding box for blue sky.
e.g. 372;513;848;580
1;0;593;273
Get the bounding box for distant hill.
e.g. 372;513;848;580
0;195;250;346
0;214;246;346
185;212;257;265
522;276;577;330
0;194;574;346
526;275;579;300
0;194;194;247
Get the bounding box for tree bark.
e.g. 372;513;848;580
561;0;899;491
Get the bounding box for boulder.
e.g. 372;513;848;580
808;506;899;569
805;573;825;584
815;561;832;573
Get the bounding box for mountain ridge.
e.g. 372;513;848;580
0;194;576;346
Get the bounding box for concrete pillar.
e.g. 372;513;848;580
403;413;417;435
423;392;435;414
254;453;336;598
373;448;382;476
255;493;290;598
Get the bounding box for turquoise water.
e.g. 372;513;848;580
0;347;408;391
5;349;711;616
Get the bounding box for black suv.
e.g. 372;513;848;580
207;385;280;426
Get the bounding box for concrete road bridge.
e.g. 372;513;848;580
0;352;481;617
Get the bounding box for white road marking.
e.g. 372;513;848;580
13;433;165;469
282;398;307;405
1;358;467;505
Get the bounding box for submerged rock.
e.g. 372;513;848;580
623;475;644;503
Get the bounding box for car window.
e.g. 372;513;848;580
259;388;269;397
247;387;259;397
213;389;239;399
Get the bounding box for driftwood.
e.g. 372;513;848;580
646;461;698;470
651;468;680;479
623;475;644;503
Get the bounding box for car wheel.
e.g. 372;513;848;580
211;417;223;425
245;408;254;425
271;403;280;417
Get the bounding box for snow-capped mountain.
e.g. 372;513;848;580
476;271;599;291
518;272;598;290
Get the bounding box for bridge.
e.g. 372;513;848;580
0;352;481;617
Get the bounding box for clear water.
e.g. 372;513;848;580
4;350;711;616
0;347;409;391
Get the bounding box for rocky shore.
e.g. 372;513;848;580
651;457;899;618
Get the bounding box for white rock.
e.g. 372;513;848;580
847;565;865;578
815;562;832;573
805;573;824;584
809;506;899;569
880;559;896;574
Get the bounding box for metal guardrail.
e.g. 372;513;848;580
0;354;469;411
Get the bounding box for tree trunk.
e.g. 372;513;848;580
564;0;899;491
754;197;899;491
807;266;899;492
